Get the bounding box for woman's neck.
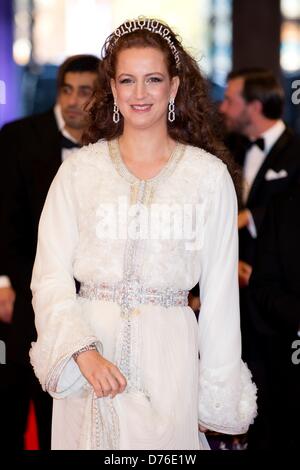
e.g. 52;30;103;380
118;125;177;179
119;127;175;162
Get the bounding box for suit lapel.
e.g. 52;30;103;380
226;133;248;168
35;109;62;175
247;128;292;206
28;110;63;218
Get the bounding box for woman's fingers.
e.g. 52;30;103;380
76;350;127;398
91;376;104;398
92;366;127;399
97;368;127;398
113;367;127;392
106;375;121;398
99;377;113;397
92;377;113;398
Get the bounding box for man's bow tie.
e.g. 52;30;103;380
243;136;265;152
61;134;81;149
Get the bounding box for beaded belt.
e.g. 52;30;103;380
78;280;189;313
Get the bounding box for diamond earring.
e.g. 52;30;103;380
168;98;175;122
113;101;120;124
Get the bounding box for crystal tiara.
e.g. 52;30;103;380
111;17;181;69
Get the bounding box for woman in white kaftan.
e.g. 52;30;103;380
30;18;257;450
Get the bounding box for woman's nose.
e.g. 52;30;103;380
134;80;147;100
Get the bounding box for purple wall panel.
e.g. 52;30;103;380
0;0;20;127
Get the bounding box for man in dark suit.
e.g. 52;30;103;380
249;186;300;449
0;54;100;449
220;68;300;448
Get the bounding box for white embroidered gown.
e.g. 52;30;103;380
30;140;257;450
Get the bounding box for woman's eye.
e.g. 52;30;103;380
119;78;133;84
147;77;163;83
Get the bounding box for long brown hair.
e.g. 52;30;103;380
84;18;240;195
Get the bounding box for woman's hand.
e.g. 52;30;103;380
199;424;208;433
74;350;127;398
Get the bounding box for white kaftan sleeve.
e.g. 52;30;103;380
29;157;100;398
198;167;257;434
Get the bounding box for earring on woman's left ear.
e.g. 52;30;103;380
113;101;120;124
168;98;175;122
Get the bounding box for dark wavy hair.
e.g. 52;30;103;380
84;18;240;196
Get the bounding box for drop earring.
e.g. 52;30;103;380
113;101;120;124
168;98;175;122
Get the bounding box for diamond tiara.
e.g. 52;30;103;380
111;18;181;69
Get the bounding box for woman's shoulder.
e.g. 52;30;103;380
180;144;236;207
181;144;227;188
68;139;108;163
60;139;110;173
52;140;111;187
184;144;226;172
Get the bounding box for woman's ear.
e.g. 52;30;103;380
110;78;117;102
171;76;180;100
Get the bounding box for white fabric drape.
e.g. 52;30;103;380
30;140;257;449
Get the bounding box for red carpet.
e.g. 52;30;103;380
24;401;39;450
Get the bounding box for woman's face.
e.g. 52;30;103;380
111;47;179;131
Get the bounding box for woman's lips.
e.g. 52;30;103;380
130;104;152;112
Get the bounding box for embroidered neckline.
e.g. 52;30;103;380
107;138;185;185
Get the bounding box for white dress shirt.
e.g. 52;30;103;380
54;104;80;161
0;104;79;288
243;120;286;238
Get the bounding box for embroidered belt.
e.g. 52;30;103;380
78;280;189;312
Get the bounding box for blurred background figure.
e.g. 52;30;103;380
1;0;300;451
2;0;299;133
220;68;300;449
249;186;300;450
0;54;100;450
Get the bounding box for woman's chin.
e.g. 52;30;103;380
124;117;166;131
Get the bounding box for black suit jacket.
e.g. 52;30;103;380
228;128;300;264
248;187;300;447
250;186;300;337
0;109;62;364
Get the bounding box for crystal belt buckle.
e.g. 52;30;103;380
118;278;141;313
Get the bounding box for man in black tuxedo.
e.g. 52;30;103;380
0;54;100;449
249;186;300;449
220;68;300;448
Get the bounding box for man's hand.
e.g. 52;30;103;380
0;287;15;323
238;261;252;287
74;350;127;399
188;293;201;313
238;209;251;229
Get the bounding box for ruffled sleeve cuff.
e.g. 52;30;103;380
198;360;257;435
30;336;102;399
